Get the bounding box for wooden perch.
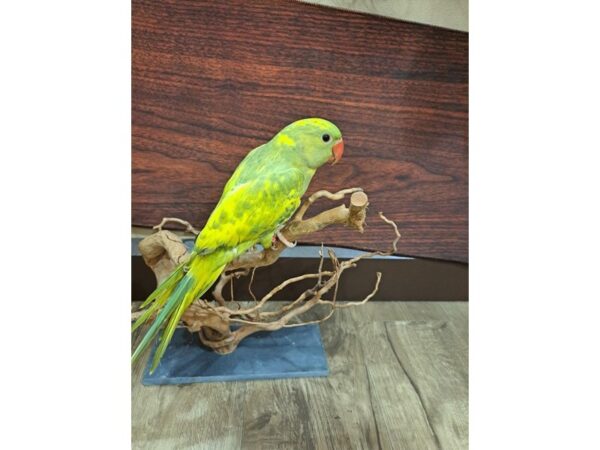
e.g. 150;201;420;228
134;188;400;354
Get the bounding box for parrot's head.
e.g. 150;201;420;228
275;118;344;169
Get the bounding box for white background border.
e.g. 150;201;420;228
1;1;599;448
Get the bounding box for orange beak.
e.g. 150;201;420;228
331;139;344;165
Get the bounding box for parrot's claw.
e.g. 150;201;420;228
276;231;296;248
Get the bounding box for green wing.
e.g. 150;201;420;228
195;168;307;252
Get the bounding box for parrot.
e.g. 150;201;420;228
132;118;345;372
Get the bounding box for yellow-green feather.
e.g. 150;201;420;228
148;250;231;372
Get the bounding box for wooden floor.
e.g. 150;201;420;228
132;302;468;449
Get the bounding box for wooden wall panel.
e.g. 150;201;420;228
132;0;468;262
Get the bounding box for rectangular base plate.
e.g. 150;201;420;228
142;324;329;385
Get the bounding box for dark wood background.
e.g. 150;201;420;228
132;0;468;262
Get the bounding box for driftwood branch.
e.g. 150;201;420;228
153;217;200;235
133;188;400;354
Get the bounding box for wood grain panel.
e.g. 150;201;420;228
132;0;468;262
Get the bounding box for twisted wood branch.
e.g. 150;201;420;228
133;188;400;354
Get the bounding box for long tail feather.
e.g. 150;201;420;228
132;280;178;333
137;256;190;311
131;249;230;372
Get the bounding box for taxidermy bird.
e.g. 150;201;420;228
132;118;344;372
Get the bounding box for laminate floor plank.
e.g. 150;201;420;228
383;320;468;449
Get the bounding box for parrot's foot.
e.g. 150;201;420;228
276;231;297;248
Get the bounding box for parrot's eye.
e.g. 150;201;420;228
322;134;331;143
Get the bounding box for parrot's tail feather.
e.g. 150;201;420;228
131;281;177;333
131;250;230;372
132;259;188;333
137;256;191;311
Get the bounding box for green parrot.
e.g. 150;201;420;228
132;118;345;371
